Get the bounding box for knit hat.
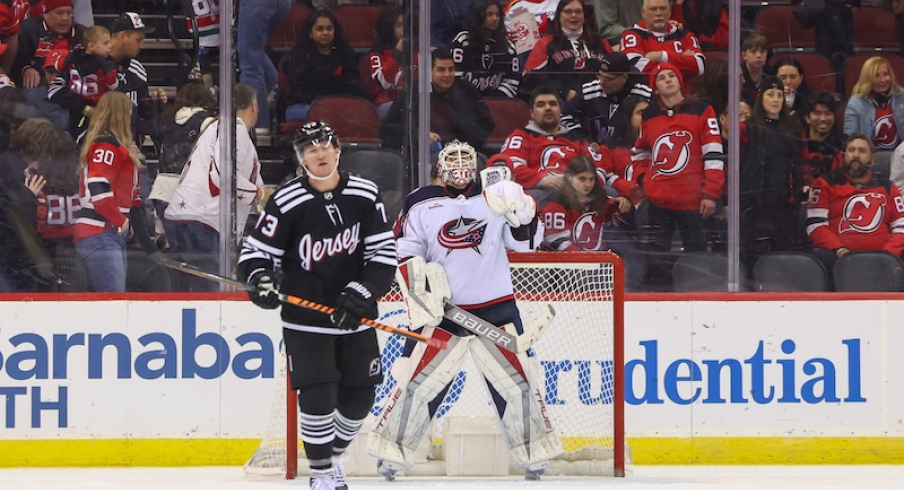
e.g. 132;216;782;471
761;75;784;92
649;62;683;95
43;0;73;13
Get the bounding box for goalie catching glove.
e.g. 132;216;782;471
247;269;281;310
397;257;451;328
483;180;536;227
331;281;377;330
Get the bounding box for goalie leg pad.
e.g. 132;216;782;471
468;333;564;469
368;327;471;468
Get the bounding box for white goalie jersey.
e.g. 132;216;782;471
395;185;544;308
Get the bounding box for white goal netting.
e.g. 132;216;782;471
244;252;625;478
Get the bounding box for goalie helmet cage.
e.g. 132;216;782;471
245;251;626;479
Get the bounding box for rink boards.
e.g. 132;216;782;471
1;293;903;466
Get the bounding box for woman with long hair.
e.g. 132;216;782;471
523;0;612;100
772;56;811;124
844;56;904;152
284;8;362;122
538;155;645;289
74;91;142;292
739;75;806;272
450;0;520;98
363;4;405;120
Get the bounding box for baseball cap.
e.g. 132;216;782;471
44;49;69;72
600;52;632;75
110;12;156;34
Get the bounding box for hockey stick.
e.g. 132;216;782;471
128;221;445;348
442;302;555;354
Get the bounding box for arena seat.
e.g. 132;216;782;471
308;96;382;146
484;98;530;151
852;6;898;52
833;252;904;292
671;252;747;292
769;53;837;94
266;3;311;51
334;4;381;51
753;252;828;292
843;53;904;97
754;6;815;52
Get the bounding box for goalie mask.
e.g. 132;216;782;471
293;121;341;181
438;140;477;188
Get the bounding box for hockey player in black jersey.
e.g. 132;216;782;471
237;121;398;490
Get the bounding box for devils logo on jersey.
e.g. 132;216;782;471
539;145;580;173
839;192;886;233
873;114;898;150
572;212;606;251
438;217;487;252
651;131;693;178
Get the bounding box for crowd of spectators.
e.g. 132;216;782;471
1;0;904;293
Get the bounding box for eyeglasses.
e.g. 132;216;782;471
562;8;584;16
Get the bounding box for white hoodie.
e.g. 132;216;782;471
164;118;263;233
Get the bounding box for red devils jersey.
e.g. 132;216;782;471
524;35;611;97
539;197;617;251
12;17;83;85
36;190;79;240
632;96;724;211
76;135;140;240
0;0;27;36
499;122;624;191
806;169;904;256
872;104;900;150
62;49;118;104
619;22;704;78
364;48;405;107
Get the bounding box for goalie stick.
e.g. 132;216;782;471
443;302;555;354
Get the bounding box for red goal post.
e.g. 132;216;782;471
246;251;626;479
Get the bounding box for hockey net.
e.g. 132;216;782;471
244;251;625;478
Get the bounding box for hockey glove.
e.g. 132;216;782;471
331;281;376;330
483;180;537;227
247;269;281;310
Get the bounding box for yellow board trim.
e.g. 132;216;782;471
2;437;904;467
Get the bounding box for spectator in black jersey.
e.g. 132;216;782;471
0;117;58;292
801;91;843;189
382;49;494;156
671;0;728;50
284;8;362;123
606;94;649;202
362;5;405;121
523;0;612;101
450;0;521;99
773;57;811;125
739;75;807;272
563;51;651;146
11;0;85;88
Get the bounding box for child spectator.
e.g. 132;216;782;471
740;33;774;101
60;24;118;104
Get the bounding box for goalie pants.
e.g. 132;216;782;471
284;328;383;467
402;299;525;421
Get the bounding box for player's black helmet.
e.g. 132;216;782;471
293;121;339;154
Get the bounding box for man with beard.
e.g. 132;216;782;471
807;133;904;276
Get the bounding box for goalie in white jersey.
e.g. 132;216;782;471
368;141;563;480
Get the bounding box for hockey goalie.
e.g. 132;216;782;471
368;140;563;480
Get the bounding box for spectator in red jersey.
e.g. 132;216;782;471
450;0;521;99
74;91;142;293
523;0;612;101
806;133;904;275
671;0;728;51
843;56;904;154
739;75;807;271
0;0;29;74
620;0;705;81
363;4;405;120
51;25;118;136
284;8;362;123
632;62;724;254
539;154;646;289
11;0;85;88
495;85;631;202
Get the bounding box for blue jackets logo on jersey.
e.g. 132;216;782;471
438;217;487;252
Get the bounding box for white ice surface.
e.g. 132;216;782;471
1;466;903;490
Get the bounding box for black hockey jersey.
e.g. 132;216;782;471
59;49;119;104
450;30;521;98
237;172;398;334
